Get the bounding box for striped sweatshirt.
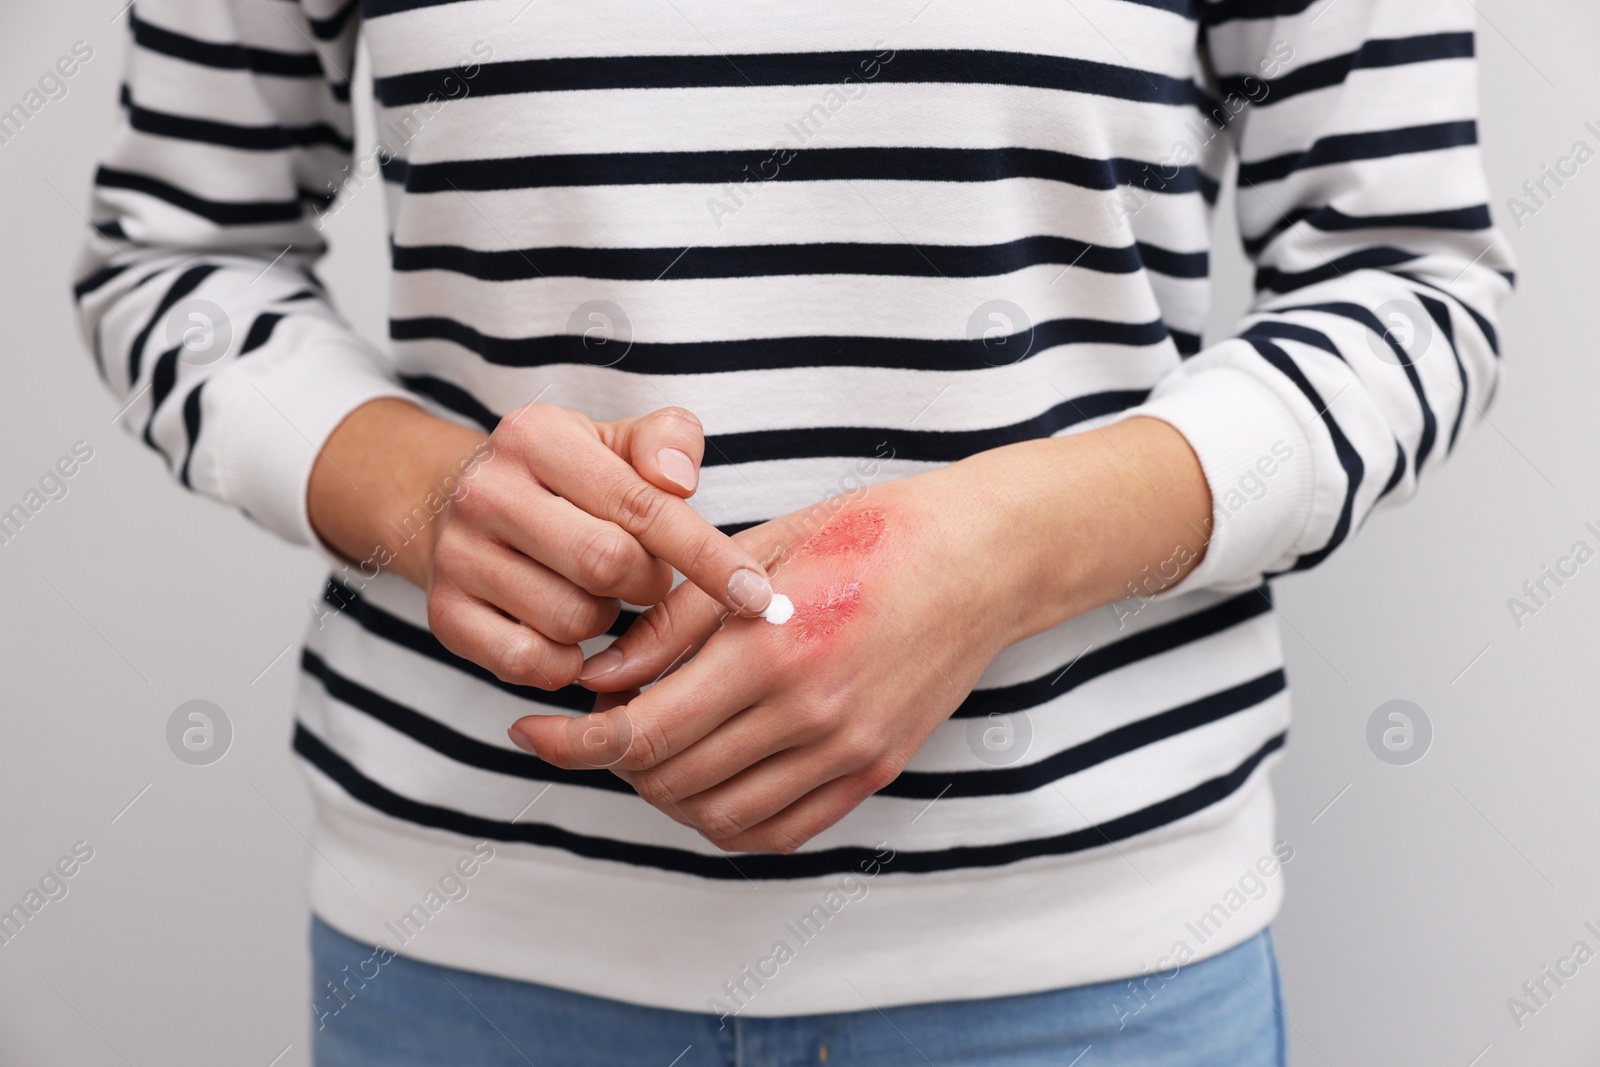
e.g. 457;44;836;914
76;0;1513;1015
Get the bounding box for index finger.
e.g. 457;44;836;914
532;429;774;618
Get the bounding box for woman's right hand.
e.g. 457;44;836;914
308;397;774;691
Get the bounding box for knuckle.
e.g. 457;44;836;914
764;826;809;856
546;588;608;644
860;755;904;793
428;529;470;575
634;771;681;810
635;600;674;645
513;401;559;431
674;530;719;582
576;528;633;592
493;629;543;685
613;479;667;537
622;719;673;771
696;806;747;842
790;698;841;738
458;485;496;522
493;631;580;690
425;590;456;638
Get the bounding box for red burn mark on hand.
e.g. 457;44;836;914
792;581;863;641
801;508;886;559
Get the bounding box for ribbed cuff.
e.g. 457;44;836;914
1112;360;1317;594
213;339;414;553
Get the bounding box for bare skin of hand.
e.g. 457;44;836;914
307;398;774;691
509;416;1212;852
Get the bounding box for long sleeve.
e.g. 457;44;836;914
1124;0;1514;592
73;0;412;546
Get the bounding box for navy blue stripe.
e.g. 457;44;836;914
318;581;599;713
716;392;1151;465
1124;0;1200;13
1242;203;1493;258
393;145;1219;200
886;670;1285;799
398;374;501;431
398;372;1147;460
308;0;361;39
1276;300;1437;472
1399;272;1500;356
1247;338;1362;572
1255;246;1419;294
1221;33;1474;105
1205;0;1317;26
121;85;353;153
293;718;1285;879
1171;328;1202;356
73;262;132;302
365;0;1200;15
130;11;326;77
142;344;183;454
391;235;1207;283
302;647;618;783
1416;292;1470;453
240;312;288;355
1241;320;1340;358
376;49;1206;110
178;380;205;489
1239;121;1478;186
96;166;307;226
1378;439;1407;503
392;314;1173;373
952;586;1273;721
127;263;218;382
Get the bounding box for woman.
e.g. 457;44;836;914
77;0;1510;1062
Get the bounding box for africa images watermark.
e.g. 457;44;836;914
1110;438;1296;630
1108;41;1295;230
705;840;896;1026
704;42;896;229
0;440;95;548
1503;119;1600;230
0;840;95;948
309;841;497;1030
1504;518;1600;630
0;40;94;148
1108;840;1295;1030
1504;918;1600;1032
313;39;495;228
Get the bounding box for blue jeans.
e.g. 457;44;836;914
311;916;1286;1066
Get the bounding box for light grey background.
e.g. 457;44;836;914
1;3;1595;1064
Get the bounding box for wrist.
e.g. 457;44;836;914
307;398;490;588
970;417;1213;643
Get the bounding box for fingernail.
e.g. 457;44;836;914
657;447;698;493
579;647;625;681
507;727;538;755
726;568;773;616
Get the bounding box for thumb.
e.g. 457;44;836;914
578;578;725;692
602;406;706;498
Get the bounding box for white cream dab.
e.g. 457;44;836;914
762;593;795;625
